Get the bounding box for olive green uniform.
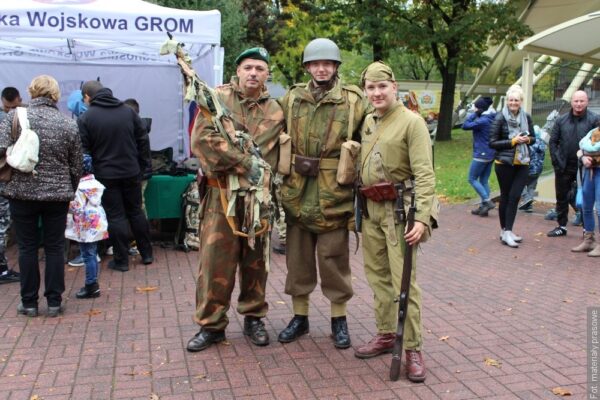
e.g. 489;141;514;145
280;78;367;316
191;77;284;331
360;102;435;350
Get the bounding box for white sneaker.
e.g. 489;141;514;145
509;231;522;243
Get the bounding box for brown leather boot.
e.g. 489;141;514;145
571;231;595;252
354;333;394;359
405;350;426;382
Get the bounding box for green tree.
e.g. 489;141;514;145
331;0;532;141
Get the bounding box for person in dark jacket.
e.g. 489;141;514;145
0;75;82;317
547;90;599;237
462;96;496;216
78;81;153;271
489;84;536;248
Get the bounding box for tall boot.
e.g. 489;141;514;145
571;231;595;252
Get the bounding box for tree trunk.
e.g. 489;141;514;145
436;60;459;142
373;42;384;62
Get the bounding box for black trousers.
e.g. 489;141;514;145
495;163;529;231
9;199;69;308
554;170;578;227
98;176;152;266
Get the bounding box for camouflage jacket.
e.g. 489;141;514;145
280;78;367;233
191;77;284;178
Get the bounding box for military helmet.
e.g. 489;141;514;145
302;38;342;65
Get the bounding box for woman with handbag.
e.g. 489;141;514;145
489;84;535;248
0;75;82;317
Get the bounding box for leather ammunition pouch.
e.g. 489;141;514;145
294;154;320;177
359;181;397;202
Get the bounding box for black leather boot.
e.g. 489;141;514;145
243;316;270;346
76;282;100;299
277;315;309;343
186;329;225;352
331;316;351;349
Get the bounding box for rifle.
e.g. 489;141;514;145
390;180;416;381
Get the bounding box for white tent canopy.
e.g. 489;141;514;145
0;0;222;160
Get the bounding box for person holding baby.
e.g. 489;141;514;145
572;122;600;255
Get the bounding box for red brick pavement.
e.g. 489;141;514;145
0;203;596;399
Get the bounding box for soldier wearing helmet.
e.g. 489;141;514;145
276;38;367;349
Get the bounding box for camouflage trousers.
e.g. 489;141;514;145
0;187;10;270
194;187;268;332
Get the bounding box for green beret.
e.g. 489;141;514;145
360;61;395;88
235;47;270;65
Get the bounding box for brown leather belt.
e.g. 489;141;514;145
206;178;225;188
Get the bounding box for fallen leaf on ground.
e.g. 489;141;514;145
483;357;501;368
563;298;573;303
519;299;528;303
84;309;102;316
222;340;231;346
467;247;478;254
535;263;543;267
535;232;544;236
150;394;160;400
67;267;76;272
195;374;206;379
505;307;513;311
551;387;572;396
275;301;285;304
136;286;158;293
438;336;449;341
30;396;40;400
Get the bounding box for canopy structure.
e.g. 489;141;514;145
0;0;222;160
517;12;600;65
516;11;600;112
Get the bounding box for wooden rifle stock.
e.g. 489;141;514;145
390;182;416;381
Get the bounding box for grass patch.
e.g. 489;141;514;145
434;129;552;204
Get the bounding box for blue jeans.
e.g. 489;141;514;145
79;242;98;285
581;167;600;232
468;159;493;202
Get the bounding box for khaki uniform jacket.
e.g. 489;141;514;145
191;77;284;178
360;103;435;229
280;79;367;233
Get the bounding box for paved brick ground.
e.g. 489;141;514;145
0;203;596;399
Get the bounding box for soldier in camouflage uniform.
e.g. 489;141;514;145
277;39;367;349
187;47;284;352
0;87;21;284
353;62;436;383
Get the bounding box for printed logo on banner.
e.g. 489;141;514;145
34;0;96;4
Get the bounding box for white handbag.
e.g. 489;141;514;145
7;107;39;173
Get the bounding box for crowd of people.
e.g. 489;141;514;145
1;37;597;385
0;77;153;317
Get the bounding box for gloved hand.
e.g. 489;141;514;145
246;157;262;185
